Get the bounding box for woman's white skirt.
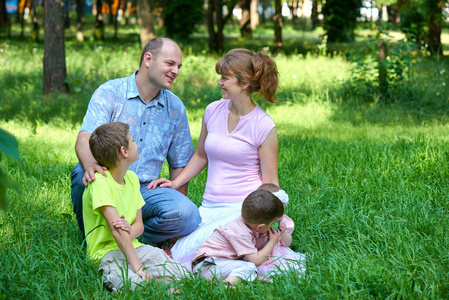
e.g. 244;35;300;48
170;199;243;270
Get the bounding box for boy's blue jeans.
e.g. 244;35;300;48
70;163;201;243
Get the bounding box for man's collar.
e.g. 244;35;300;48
127;71;166;107
126;71;140;100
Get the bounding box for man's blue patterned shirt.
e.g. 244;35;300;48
80;71;194;183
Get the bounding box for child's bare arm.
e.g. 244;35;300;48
113;209;144;239
279;221;292;247
129;209;144;239
245;227;281;266
99;206;152;280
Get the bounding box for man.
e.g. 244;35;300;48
71;37;201;243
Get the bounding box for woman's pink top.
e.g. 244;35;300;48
203;99;276;203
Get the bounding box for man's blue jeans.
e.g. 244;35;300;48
70;163;201;243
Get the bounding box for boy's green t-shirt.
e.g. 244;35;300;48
82;170;145;260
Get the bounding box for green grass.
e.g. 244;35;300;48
2;22;449;298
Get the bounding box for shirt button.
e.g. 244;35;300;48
140;139;143;141
143;122;146;125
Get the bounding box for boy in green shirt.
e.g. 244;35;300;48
82;122;186;291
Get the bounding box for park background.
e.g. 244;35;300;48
1;0;449;298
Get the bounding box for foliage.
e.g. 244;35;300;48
399;2;428;42
322;0;363;42
345;28;432;103
399;0;449;50
1;21;449;299
0;128;20;210
155;0;205;40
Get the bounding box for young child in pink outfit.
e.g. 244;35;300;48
256;183;306;275
192;189;284;284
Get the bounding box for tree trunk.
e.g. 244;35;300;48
107;0;113;25
124;0;131;25
311;0;319;29
94;0;104;40
214;0;225;52
206;0;218;53
111;0;119;39
18;0;27;36
240;0;251;38
207;0;235;54
428;0;443;56
386;4;400;26
260;1;267;24
288;1;299;25
378;41;388;95
76;0;85;41
0;0;11;38
137;0;156;49
64;0;70;28
32;2;39;42
273;0;282;55
43;0;68;94
250;0;258;29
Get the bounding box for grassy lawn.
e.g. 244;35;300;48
1;19;449;298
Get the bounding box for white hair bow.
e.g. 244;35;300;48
273;189;289;206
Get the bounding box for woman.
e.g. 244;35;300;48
147;48;280;268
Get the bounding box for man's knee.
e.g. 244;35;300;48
140;186;201;236
164;201;200;235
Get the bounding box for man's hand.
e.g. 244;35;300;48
146;178;177;190
82;163;107;186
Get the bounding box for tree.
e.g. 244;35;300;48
0;0;10;38
311;0;320;30
43;0;68;94
372;0;397;26
76;0;85;41
94;0;105;40
259;0;271;24
206;0;238;54
31;1;39;42
287;1;301;25
137;0;156;49
400;0;446;56
427;0;444;55
238;0;259;38
273;0;282;55
240;0;251;37
155;0;204;40
16;0;29;37
250;0;259;29
322;0;363;42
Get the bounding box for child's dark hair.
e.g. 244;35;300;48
257;183;280;193
89;122;130;169
242;189;284;225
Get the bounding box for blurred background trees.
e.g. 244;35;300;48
2;0;448;54
1;0;448;96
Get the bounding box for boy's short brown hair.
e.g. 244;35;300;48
241;189;284;225
89;122;130;169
